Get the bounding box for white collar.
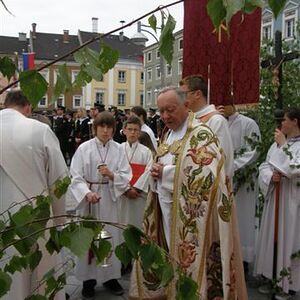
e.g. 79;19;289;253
194;104;217;117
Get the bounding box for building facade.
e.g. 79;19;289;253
0;24;144;111
143;30;183;109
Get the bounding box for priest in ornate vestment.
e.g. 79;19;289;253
129;87;247;300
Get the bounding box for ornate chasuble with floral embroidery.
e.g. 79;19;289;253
129;116;247;300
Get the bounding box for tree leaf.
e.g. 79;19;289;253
225;0;245;25
67;227;94;257
0;56;16;80
92;239;112;265
4;255;28;274
115;242;133;268
159;14;176;65
19;70;48;108
176;274;198;300
148;14;157;33
72;67;92;89
98;43;119;74
0;271;12;298
207;0;226;28
268;0;286;19
123;225;145;258
243;0;264;14
139;244;163;272
160;262;174;287
27;249;42;271
53;176;71;199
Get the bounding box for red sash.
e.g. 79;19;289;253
130;163;146;186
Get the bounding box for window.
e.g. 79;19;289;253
140;71;144;84
178;58;183;75
56;95;65;107
73;95;82;108
72;70;79;82
38;95;48;108
156;50;160;59
156;65;161;79
95;90;104;104
40;70;49;83
118;90;126;106
179;38;183;50
166;64;172;77
147;68;152;82
118;71;126;83
261;13;273;41
140;92;144;106
147;51;152;62
283;9;297;40
147;90;152;105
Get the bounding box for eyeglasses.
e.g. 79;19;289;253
184;90;197;94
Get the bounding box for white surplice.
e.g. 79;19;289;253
141;123;158;150
156;118;189;247
254;138;300;293
68;138;131;283
195;104;234;177
0;108;68;300
119;141;153;228
228;113;261;262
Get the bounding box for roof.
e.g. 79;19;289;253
0;30;144;63
79;31;144;62
0;35;29;56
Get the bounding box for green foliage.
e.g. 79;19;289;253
159;14;176;66
19;70;48;108
148;14;157;33
176;273;198;300
115;242;133;268
0;56;16;80
207;0;226;28
268;0;287;19
98;43;119;74
123;225;145;258
54;176;71;199
0;271;12;298
91;239;112;265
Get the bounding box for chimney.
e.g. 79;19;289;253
63;30;69;43
18;32;27;42
119;31;124;41
31;23;36;38
92;17;98;33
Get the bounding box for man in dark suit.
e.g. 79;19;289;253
148;108;160;138
53;105;69;162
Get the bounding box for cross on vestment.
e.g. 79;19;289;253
261;30;299;110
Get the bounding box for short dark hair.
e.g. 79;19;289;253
179;74;208;99
286;107;300;129
4;90;31;108
93;111;116;134
123;115;142;129
131;106;147;122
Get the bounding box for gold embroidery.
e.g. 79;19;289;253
156;138;184;159
218;193;232;222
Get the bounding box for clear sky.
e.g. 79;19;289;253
0;0;183;45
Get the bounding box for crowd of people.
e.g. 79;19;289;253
0;74;299;300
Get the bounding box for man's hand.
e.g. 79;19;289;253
86;192;100;203
274;128;286;146
216;105;225;116
151;162;164;180
124;188;139;199
98;165;114;180
272;170;281;183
